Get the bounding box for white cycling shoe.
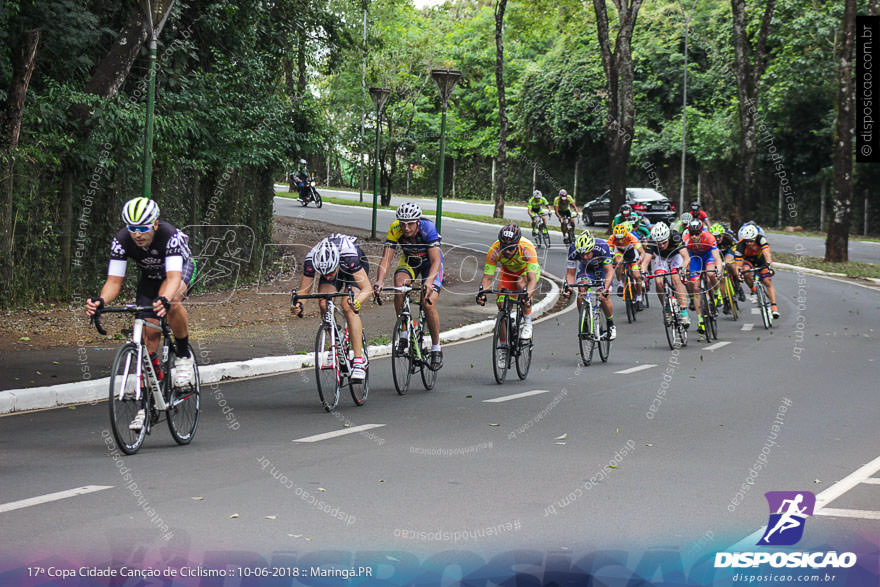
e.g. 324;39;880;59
520;323;533;340
173;356;195;388
129;409;146;431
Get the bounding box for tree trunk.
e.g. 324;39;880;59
60;161;74;291
730;0;777;227
593;0;644;217
493;0;508;218
825;0;857;262
297;34;307;96
1;28;40;277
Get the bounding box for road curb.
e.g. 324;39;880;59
773;262;847;278
0;278;559;415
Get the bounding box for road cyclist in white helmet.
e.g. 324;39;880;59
85;197;198;430
291;234;374;380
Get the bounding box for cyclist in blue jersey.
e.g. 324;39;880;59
562;231;616;341
374;202;445;370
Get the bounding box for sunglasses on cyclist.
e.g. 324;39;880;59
127;225;153;234
400;220;419;227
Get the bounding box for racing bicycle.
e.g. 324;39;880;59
645;271;688;350
566;281;612;366
742;265;775;329
479;288;533;384
376;285;437;394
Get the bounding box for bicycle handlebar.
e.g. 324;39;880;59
291;289;356;318
90;305;161;336
478;288;529;296
740;265;775;277
374;284;431;306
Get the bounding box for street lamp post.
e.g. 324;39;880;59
431;69;461;233
140;0;177;198
680;0;699;213
369;87;391;239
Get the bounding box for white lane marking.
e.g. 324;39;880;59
741;323;754;331
727;454;880;551
704;341;731;351
457;228;481;234
751;308;760;315
861;478;880;485
293;424;386;443
0;485;114;514
815;508;880;520
614;364;657;375
484;389;553;403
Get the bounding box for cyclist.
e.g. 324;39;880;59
640;222;691;327
527;190;552;239
733;223;779;319
609;222;646;310
553;189;579;244
682;218;724;335
611;204;651;240
671;212;692;235
291;235;373;380
709;222;744;312
85;198;197;430
374;202;444;370
477;224;541;353
690;201;710;227
562;231;616;341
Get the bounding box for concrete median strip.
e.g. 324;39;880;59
0;278;559;415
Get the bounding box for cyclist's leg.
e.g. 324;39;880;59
741;260;756;291
393;259;416;315
651;256;669;305
418;262;443;347
688;254;704;317
136;275;163;354
759;262;778;312
528;209;537;233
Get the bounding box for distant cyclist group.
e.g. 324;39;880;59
85;195;780;451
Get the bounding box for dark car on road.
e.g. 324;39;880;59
581;188;676;226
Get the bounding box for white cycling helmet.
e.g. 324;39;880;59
650;222;671;242
738;223;759;241
313;239;340;275
396;202;422;221
680;212;693;224
122;197;160;226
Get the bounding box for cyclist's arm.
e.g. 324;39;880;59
374;246;396;288
570;199;579;215
155;271;182;317
86;275;125;315
480;249;498;292
350;268;373;307
525;269;539;298
602;262;614;292
565;267;576;286
639;252;653;274
424;247;443;293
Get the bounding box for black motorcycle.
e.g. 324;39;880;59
295;172;322;208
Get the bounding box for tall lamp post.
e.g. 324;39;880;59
679;0;699;213
141;0;177;198
369;87;391;239
431;69;461;233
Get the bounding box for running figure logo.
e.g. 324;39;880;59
758;491;816;546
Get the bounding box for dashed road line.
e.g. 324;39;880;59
484;390;552;403
741;323;754;331
0;485;114;514
293;424;386;443
815;507;880;520
704;341;731;351
751;308;761;315
614;364;657;375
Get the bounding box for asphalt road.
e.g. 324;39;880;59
287;186;880;265
1;198;878;583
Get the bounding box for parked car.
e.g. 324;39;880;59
582;188;676;225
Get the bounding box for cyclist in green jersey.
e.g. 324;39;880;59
527;190;552;239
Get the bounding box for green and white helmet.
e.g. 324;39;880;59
122;197;160;226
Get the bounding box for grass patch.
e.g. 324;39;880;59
368;333;391;346
774;252;880;279
761;228;880;243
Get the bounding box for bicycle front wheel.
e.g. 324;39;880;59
514;311;532;380
167;344;200;445
578;304;595;366
108;344;149;455
597;309;611;362
391;314;413;395
418;327;438;390
492;312;509;384
315;325;341;411
757;285;773;329
663;296;678;351
624;278;636;323
348;333;369;406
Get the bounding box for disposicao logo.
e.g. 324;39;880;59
758;491;815;546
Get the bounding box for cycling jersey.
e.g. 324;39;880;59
484;238;540;276
644;232;686;260
385;218;442;270
303;233;367;279
554;195;576;212
609;233;642;253
528;195;550;212
683;230;718;255
716;230;737;253
108;220;193;281
567;239;613;279
733;234;771;260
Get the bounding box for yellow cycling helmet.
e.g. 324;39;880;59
574;231;595;254
613;222;630;239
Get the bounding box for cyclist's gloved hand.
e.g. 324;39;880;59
475;291;487;306
561;284;572;298
350;298;361;313
154;296;170;317
85;296;104;316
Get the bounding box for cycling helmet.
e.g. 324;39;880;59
690;200;701;211
498;223;522;247
680;212;693;224
558;189;568;197
650;222;671;243
687;219;704;235
574;231;595;254
709;222;725;237
122;197;160;226
738;223;759;241
299;158;307;165
532;190;543;199
313;239;341;275
396;202;422;221
613;222;630;239
619;204;633;218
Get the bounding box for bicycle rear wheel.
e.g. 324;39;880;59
348;333;369;406
167;344;200;445
578;304;595;366
514;311;532;380
492;312;509;384
109;344;149;455
391;314;413;394
315;324;341;411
